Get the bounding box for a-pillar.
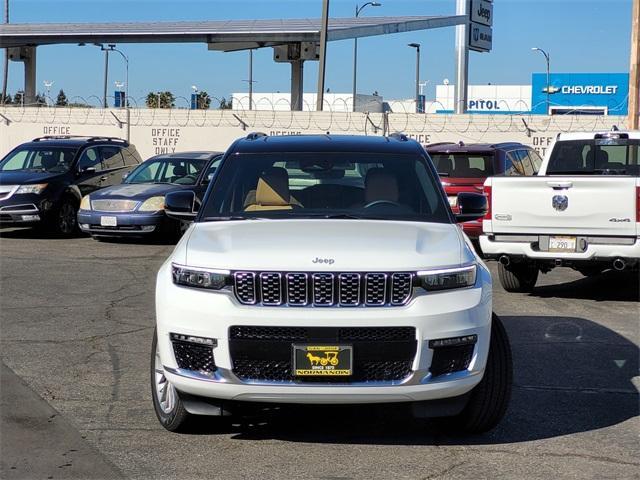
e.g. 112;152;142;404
291;59;304;111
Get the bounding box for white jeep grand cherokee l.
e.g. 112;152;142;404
152;133;512;433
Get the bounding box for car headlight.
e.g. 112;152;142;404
80;195;91;210
418;264;477;292
172;264;230;290
16;183;47;194
138;196;166;212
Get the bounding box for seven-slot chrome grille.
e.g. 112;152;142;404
233;271;413;307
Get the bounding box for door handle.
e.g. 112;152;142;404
546;181;573;189
99;175;108;182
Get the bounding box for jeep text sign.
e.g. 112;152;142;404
470;0;493;26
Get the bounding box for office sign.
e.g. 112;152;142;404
470;0;493;27
469;23;492;52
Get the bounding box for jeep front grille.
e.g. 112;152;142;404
232;271;413;307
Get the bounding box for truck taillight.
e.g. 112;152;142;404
483;185;492;220
637;186;640;222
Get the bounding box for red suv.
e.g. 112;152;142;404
426;141;543;241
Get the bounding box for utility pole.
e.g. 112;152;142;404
249;49;253;110
2;0;8;105
629;0;639;129
316;0;330;111
103;47;110;108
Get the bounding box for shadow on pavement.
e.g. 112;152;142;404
530;270;639;303
182;315;638;445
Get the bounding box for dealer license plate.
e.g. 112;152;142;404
293;345;352;377
549;236;576;252
100;216;118;227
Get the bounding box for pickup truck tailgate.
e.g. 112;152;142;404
486;176;638;236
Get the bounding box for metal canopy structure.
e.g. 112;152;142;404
0;15;466;109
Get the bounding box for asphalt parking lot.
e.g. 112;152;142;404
1;228;638;480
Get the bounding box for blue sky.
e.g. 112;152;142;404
4;0;633;104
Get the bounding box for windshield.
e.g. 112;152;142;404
547;138;640;175
430;153;494;178
0;146;78;173
125;157;208;185
200;152;450;223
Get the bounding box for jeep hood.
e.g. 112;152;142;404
183;219;469;271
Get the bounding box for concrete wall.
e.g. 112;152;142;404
0;107;628;161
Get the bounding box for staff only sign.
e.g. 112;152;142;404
531;72;629;115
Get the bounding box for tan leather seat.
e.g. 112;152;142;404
364;168;399;204
245;167;297;211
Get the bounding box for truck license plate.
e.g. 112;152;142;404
100;216;118;227
549;236;576;252
293;345;352;376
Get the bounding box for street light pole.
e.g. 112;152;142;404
408;43;421;113
102;47;109;108
103;44;129;140
316;0;330;111
532;47;550;114
249;49;253;110
352;2;381;113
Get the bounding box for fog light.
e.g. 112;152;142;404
80;223;90;229
21;215;40;221
170;333;217;346
429;335;477;348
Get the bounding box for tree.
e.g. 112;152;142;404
13;91;24;106
219;97;232;110
146;91;175;109
35;92;46;106
56;89;68;107
195;91;211;109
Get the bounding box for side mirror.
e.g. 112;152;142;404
165;190;198;222
122;172;129;180
455;192;487;223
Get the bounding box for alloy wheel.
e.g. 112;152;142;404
154;345;177;414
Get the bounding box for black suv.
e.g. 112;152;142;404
0;136;142;234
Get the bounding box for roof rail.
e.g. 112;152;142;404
246;132;267;140
32;135;91;141
31;135;128;145
388;132;408;141
425;141;456;147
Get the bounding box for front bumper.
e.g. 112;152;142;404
480;234;640;261
155;261;493;405
77;209;166;235
0;193;53;225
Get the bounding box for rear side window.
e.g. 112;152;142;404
122;146;142;166
504;151;525;176
430;153;494;178
515;149;535;176
100;146;125;169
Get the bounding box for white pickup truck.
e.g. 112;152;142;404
480;130;640;292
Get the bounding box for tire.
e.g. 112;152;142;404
150;329;192;432
498;261;538;293
451;313;513;433
53;198;80;236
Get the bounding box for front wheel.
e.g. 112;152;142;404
498;261;538;293
53;199;80;236
450;313;513;433
150;329;192;432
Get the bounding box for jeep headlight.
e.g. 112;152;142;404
138;196;165;212
80;195;91;210
418;265;477;291
16;183;47;194
172;264;230;290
